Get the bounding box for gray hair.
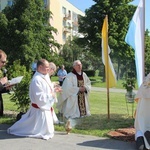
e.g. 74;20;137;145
73;60;81;67
49;62;56;72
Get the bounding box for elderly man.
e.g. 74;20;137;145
7;59;61;140
57;60;91;119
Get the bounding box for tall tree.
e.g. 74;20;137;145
60;37;101;72
78;0;137;79
0;0;60;70
79;0;135;57
145;30;150;75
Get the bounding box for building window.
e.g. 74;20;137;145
44;0;48;8
62;7;66;16
7;0;13;6
67;22;71;29
63;33;66;41
63;20;66;27
72;12;78;22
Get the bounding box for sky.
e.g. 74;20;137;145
67;0;150;30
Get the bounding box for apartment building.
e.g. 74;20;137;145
0;0;85;45
49;0;85;45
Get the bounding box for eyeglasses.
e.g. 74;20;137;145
0;60;6;64
51;68;56;72
76;64;82;66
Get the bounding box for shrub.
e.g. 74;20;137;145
10;72;31;112
122;78;136;92
8;60;32;112
84;70;95;77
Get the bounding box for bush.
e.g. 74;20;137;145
8;60;32;112
10;72;31;112
122;78;136;92
84;70;95;77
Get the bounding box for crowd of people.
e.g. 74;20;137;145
3;46;150;150
0;49;91;140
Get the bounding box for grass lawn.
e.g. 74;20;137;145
51;75;138;89
1;89;136;138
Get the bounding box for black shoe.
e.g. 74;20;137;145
144;131;150;145
136;136;145;150
16;112;25;121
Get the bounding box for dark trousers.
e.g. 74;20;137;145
59;81;63;86
0;95;3;116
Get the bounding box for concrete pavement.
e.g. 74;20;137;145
0;124;137;150
0;87;138;150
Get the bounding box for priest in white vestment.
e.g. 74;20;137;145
57;60;91;119
7;59;61;140
134;73;150;150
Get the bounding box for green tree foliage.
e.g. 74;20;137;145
10;72;31;112
60;37;101;72
7;59;28;79
60;37;82;71
7;60;32;112
78;0;138;79
0;0;60;70
79;0;136;59
145;30;150;75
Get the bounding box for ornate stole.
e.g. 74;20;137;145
72;69;86;116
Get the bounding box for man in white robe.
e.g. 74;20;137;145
56;60;91;119
134;73;150;150
7;59;61;140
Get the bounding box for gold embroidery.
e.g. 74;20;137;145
78;80;86;116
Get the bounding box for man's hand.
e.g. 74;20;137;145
79;86;86;93
0;77;8;85
54;86;62;93
5;85;14;90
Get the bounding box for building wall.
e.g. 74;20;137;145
0;0;85;46
49;0;85;45
49;0;63;46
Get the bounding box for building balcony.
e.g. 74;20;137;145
63;26;72;33
63;14;71;20
72;31;84;38
72;21;78;26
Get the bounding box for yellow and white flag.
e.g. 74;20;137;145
102;15;116;88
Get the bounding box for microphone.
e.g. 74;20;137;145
3;68;7;77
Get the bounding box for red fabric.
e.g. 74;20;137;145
72;68;83;80
32;103;53;113
32;103;39;109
